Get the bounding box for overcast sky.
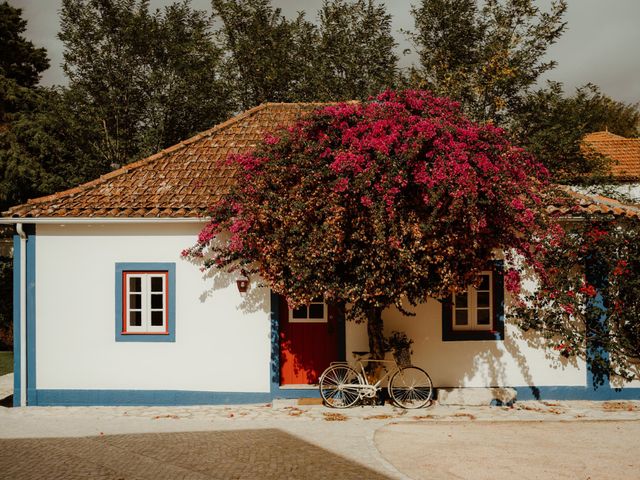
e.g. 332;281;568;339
12;0;640;104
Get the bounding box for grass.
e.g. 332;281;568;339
0;351;13;376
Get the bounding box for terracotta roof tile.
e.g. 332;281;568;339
583;131;640;179
548;187;640;220
4;105;640;221
3;103;329;218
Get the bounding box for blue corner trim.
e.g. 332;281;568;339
26;231;36;404
269;290;281;397
115;263;176;342
12;235;21;406
442;260;505;342
34;389;271;406
513;385;640;401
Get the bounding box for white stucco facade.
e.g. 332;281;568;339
34;223;272;393
345;299;588;389
22;221;638;404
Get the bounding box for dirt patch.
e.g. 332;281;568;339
451;412;476;420
322;412;348;421
363;414;393;420
602;401;638;411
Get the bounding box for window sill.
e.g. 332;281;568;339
442;330;504;342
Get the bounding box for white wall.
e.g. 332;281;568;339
35;223;272;392
346;297;587;388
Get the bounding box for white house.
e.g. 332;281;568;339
2;103;640;407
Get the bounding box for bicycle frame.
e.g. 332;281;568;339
329;358;400;397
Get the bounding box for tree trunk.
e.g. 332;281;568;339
367;306;385;360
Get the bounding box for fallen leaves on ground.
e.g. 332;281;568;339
322;412;348;421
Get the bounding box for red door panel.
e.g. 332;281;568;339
279;297;339;385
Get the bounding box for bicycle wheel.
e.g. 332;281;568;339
319;364;362;408
388;366;433;409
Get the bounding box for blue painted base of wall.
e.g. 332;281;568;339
34;390;271;407
514;385;640;401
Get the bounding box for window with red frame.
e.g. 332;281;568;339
122;271;169;334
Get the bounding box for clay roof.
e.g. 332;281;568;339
548;187;640;220
2;105;639;221
583;131;640;179
3;103;326;219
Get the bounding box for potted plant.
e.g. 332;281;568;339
385;331;414;367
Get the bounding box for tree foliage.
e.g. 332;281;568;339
314;0;398;101
0;1;49;89
512;213;640;384
184;90;553;358
59;0;233;167
512;82;640;183
407;0;567;123
212;0;399;108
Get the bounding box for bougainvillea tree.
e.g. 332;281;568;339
512;212;640;384
184;89;560;359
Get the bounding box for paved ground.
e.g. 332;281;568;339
377;420;640;480
1;376;640;479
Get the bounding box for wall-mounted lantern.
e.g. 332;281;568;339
236;272;250;293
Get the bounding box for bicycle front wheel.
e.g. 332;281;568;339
388;366;433;409
319;364;362;408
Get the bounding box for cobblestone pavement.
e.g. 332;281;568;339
0;400;639;479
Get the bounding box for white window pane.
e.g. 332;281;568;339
150;310;164;327
309;303;324;319
477;292;490;308
151;276;164;292
129;276;141;292
477;309;491;325
151;294;163;309
129;311;142;327
455;309;468;325
478;274;490;290
455;292;468;308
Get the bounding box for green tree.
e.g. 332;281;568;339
314;0;398;101
0;86;106;212
60;0;232;167
512;82;640;182
212;0;399;108
407;0;567;123
0;1;49;89
212;0;318;109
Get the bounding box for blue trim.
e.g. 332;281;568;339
585;256;610;389
269;291;322;399
12;235;21;407
34;389;270;406
26;231;36;404
115;263;176;342
513;386;640;401
442;260;505;341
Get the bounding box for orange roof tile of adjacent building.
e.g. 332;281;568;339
3;103;328;219
548;187;640;220
583;131;640;179
3;104;640;221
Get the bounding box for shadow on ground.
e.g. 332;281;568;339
0;428;391;480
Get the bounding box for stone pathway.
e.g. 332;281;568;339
0;398;639;479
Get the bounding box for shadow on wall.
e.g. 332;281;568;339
182;231;268;314
0;429;392;479
381;294;580;400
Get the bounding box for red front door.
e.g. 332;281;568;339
279;297;340;385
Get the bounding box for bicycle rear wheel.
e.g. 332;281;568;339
388;366;433;409
319;364;362;408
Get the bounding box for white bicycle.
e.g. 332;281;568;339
319;351;433;409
